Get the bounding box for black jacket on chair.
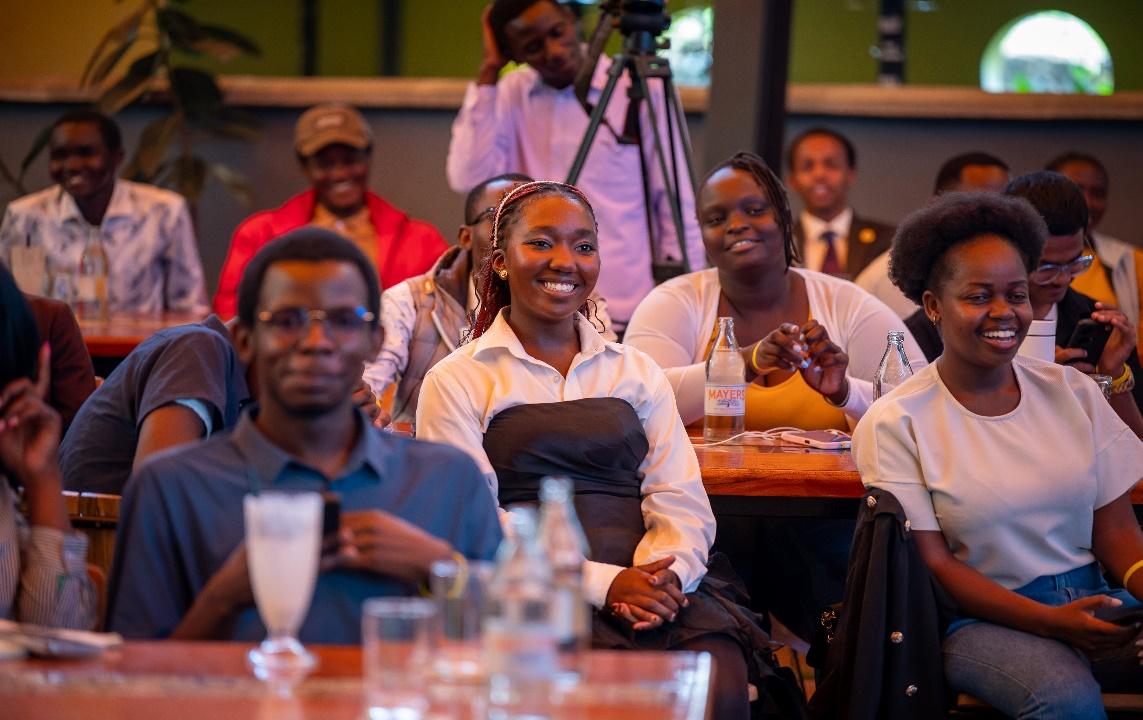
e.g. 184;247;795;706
809;488;956;720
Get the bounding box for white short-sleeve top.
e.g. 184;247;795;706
853;356;1143;590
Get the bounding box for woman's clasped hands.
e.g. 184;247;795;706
606;556;690;631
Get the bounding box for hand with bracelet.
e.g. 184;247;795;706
745;320;851;406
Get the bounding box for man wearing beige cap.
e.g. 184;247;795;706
213;103;446;318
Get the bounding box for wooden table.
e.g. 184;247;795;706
0;641;711;720
79;312;202;358
697;439;863;519
695;438;1143;519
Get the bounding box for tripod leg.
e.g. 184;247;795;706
567;55;627;185
634;61;692;275
662;73;700;274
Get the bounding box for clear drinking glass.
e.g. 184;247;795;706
362;597;436;719
430;559;494;682
244;491;323;692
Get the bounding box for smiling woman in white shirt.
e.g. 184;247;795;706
855;191;1143;718
625;152;924;434
416;180;801;720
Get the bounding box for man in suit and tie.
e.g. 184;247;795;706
786;127;894;279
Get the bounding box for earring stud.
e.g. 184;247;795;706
497;269;508;280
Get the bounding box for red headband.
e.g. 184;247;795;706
490;180;594;249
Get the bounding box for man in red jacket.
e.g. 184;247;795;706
213;103;446;317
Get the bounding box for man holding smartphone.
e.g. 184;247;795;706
1006;173;1143;434
107;230;502;642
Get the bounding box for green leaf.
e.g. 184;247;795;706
160;7;259;61
173;154;207;202
121;112;181;181
19;124;54;179
208;162;254;207
198;107;262;142
191;25;261;60
157;7;201;50
0;155;26;196
81;4;149;86
168;67;223;123
98;50;160;114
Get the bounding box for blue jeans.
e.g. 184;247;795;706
943;563;1143;720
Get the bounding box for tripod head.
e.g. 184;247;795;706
612;0;671;55
574;0;672;110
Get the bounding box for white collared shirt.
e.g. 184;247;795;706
800;207;854;273
0;180;207;314
416;309;715;608
446;55;706;324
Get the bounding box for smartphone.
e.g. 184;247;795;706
779;429;852;450
1094;605;1143;626
1065;318;1112;364
322;491;341;539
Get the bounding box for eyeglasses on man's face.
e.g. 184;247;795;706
255;306;376;339
466;206;497;227
1030;253;1094;286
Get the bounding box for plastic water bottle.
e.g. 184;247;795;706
873;331;913;399
76;226;109;320
485;508;556;718
538;476;590;678
704;316;746;443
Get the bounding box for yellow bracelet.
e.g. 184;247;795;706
750;341;763;374
1111;364;1131;386
1123;558;1143;590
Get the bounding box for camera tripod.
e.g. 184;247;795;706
566;1;697;283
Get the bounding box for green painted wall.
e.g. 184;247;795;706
789;0;1141;89
2;1;1140;90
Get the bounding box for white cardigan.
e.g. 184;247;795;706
624;267;928;428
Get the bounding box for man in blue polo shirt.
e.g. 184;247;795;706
106;229;501;642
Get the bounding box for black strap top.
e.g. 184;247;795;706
483;397;649;568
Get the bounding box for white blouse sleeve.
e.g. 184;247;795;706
1068;371;1143;507
416;367;498;499
624;282;708;425
626;360;715;597
852;403;940;531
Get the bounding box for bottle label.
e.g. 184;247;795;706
75;276;97;302
704;384;746;416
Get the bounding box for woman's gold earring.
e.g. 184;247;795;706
497;269;508;280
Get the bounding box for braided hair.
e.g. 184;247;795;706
469;180;599;339
701;151;799;268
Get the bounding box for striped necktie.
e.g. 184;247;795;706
820;230;843;276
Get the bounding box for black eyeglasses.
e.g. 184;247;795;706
256;306;376;339
466;206;497;226
1030;253;1094;286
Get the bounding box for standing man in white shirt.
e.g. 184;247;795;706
787;127;893;280
446;0;705;330
0;110;208;315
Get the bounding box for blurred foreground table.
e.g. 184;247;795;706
0;641;711;720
